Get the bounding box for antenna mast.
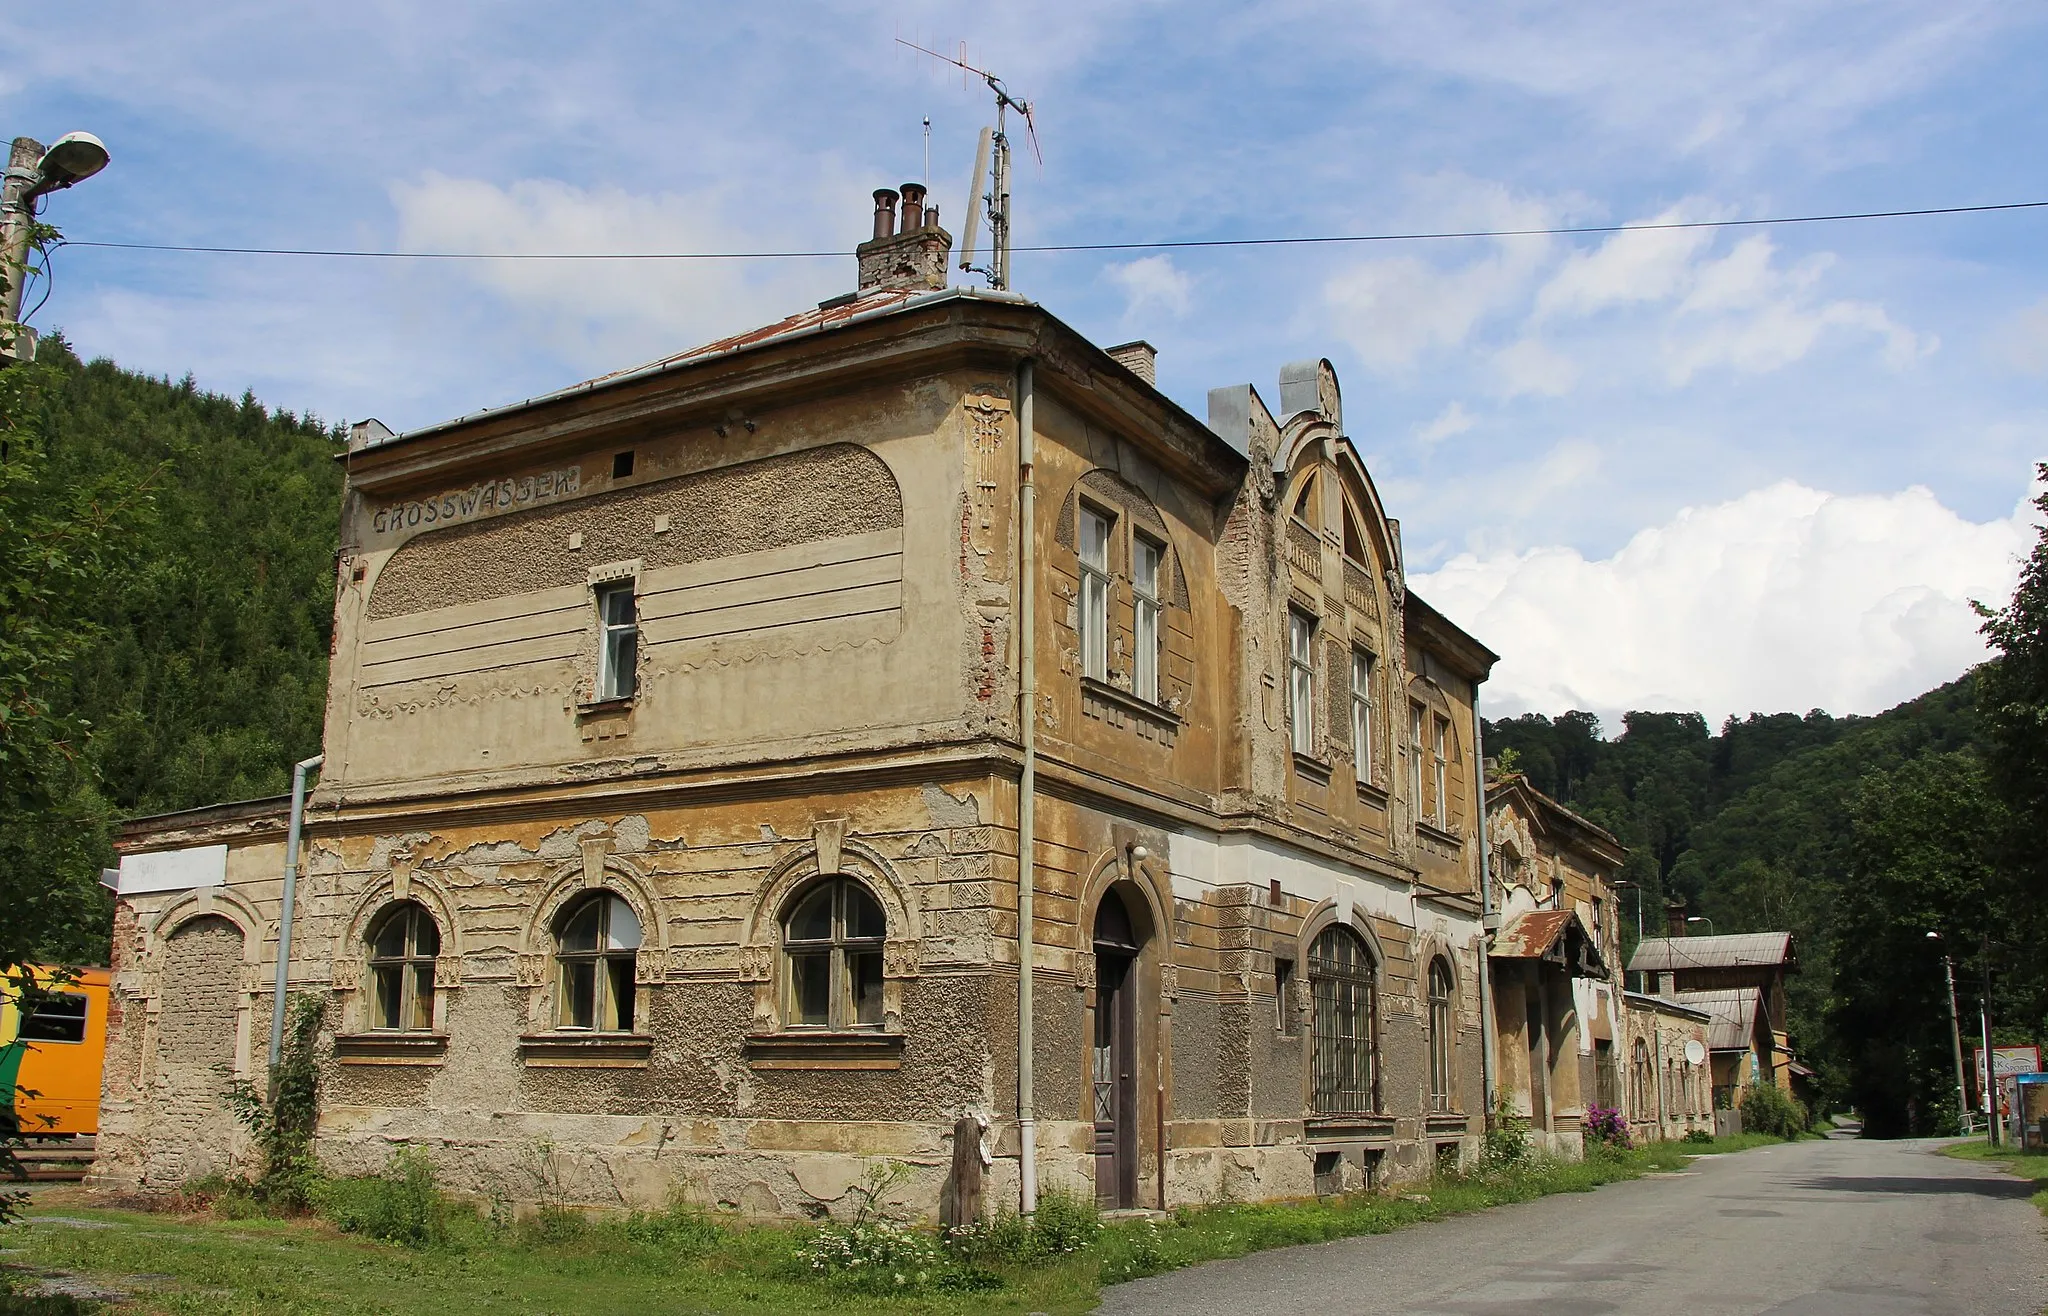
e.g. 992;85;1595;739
897;39;1039;291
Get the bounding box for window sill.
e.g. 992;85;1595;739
334;1033;448;1066
575;696;637;718
1291;752;1332;786
1080;677;1182;746
1425;1111;1471;1133
1416;819;1463;847
1356;779;1389;808
1304;1112;1395;1142
519;1032;653;1069
744;1031;904;1071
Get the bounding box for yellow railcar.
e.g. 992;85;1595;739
1;965;110;1138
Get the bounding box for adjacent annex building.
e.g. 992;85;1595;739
92;186;1501;1219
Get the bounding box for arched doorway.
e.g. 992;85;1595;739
1092;887;1145;1208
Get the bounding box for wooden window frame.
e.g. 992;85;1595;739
1133;532;1164;704
1350;649;1375;781
1309;926;1379;1114
1288;609;1318;759
367;901;440;1033
595;580;640;701
780;876;888;1032
1431;715;1449;828
1427;958;1455;1114
556;892;641;1032
1079;505;1113;683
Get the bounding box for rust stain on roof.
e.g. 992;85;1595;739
1492;909;1576;959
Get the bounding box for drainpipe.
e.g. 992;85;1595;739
267;754;323;1089
1015;359;1038;1213
1474;714;1498;1124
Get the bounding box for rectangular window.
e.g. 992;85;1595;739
1409;703;1425;816
1351;650;1375;781
1432;716;1449;827
1274;957;1296;1035
1133;534;1163;703
1288;610;1317;757
595;582;639;700
18;993;86;1043
1080;507;1112;682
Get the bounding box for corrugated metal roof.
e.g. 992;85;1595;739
1627;932;1793;973
1674;987;1763;1051
1491;909;1576;959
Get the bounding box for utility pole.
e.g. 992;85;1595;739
1930;934;1972;1134
0;130;111;364
1;137;47;359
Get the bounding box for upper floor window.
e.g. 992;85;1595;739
1079;507;1112;683
1350;650;1375;780
557;892;641;1031
596;581;639;701
1431;716;1449;827
1309;926;1377;1114
368;901;440;1032
1288;610;1317;758
1408;703;1425;814
1427;958;1455;1112
1133;534;1163;704
782;877;887;1030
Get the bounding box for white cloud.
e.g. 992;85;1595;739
1414;478;2041;724
1992;297;2048;375
1494;337;1579;398
1104;254;1193;321
1416;401;1474;445
1534;209;1719;319
390;173;843;373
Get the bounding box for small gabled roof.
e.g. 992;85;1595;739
1491;908;1608;979
1675;987;1765;1051
1629;932;1796;974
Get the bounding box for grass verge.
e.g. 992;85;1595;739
1943;1140;2048;1215
1;1144;1741;1315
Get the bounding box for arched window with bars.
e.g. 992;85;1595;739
1309;926;1378;1114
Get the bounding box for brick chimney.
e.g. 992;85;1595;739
1106;341;1157;385
1665;899;1688;939
856;182;953;293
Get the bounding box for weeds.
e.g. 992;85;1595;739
219;994;326;1212
314;1146;448;1248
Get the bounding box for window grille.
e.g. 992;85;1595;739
1288;610;1317;757
1427;958;1454;1113
1309;926;1377;1114
1080;508;1112;682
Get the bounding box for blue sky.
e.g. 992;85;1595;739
16;2;2048;726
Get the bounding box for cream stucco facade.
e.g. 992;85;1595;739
93;196;1500;1219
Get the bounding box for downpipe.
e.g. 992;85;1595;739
1474;714;1498;1125
267;753;323;1094
1016;359;1038;1213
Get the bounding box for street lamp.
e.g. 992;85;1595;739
1686;915;1715;936
2;130;111;361
1928;932;1973;1135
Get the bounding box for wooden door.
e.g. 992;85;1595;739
1092;952;1138;1208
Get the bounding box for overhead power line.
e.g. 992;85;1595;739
56;199;2048;263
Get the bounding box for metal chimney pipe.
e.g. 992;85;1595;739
899;182;927;233
872;189;898;241
924;206;939;230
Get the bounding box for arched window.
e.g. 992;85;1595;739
368;901;440;1031
1309;926;1377;1114
1427;957;1455;1113
556;893;641;1031
782;877;886;1030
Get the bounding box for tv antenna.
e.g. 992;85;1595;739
897;38;1040;291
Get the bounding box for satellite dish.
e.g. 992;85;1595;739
1685;1039;1707;1066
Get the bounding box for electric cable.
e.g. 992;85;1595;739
51;199;2048;263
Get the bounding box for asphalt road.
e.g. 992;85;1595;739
1101;1138;2048;1316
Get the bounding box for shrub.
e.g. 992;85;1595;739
1026;1188;1101;1256
619;1194;721;1256
1482;1100;1531;1171
1584;1104;1631;1148
1739;1081;1808;1139
947;1187;1100;1267
314;1146;448;1248
1682;1128;1715;1145
220;994;327;1212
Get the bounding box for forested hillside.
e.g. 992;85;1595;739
1;338;340;964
